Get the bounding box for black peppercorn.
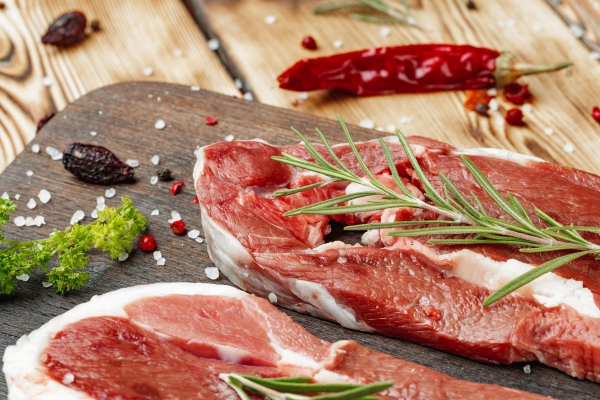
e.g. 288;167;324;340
466;0;476;10
157;168;172;181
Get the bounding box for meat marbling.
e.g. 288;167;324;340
194;137;600;382
2;283;547;399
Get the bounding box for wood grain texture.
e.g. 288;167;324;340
0;0;238;172
0;82;599;399
545;0;600;53
195;0;600;174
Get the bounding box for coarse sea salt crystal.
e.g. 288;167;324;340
151;209;159;216
118;253;129;261
224;134;235;142
487;88;498;96
207;38;220;51
62;373;75;385
380;27;391;37
14;216;25;227
543;127;554;136
563;142;575;153
195;236;204;243
90;131;97;137
157;97;161;102
522;104;532;114
150;155;160;165
297;92;308;100
70;210;85;225
46;146;62;161
494;114;505;127
96;196;106;211
34;216;45;226
26;170;33;177
32;144;40;153
234;79;243;89
359;119;375;129
105;188;116;198
243;92;253;101
1;192;8;199
42;282;53;288
264;15;277;24
42;76;53;87
488;98;499;112
16;274;29;282
126;159;139;168
589;52;600;60
38;189;51;203
268;293;278;303
205;267;219;280
27;198;36;209
191;86;201;91
153;251;162;261
387;124;396;133
187;229;200;239
419;296;430;306
150;176;159;185
173;48;183;58
14;194;20;200
523;365;531;374
142;67;154;76
25;217;35;226
168;211;181;223
91;209;98;219
333;39;343;48
155;119;166;130
570;24;585;38
157;257;166;266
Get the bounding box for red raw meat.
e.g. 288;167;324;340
2;283;547;399
194;138;600;382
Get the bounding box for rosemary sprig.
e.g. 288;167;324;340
273;115;600;306
219;373;393;400
313;0;423;29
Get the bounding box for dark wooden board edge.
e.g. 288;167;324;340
0;82;597;399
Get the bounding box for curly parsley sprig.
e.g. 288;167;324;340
272;115;600;306
0;197;146;295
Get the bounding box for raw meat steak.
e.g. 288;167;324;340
194;137;600;382
1;283;547;399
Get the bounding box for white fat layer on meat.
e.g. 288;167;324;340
270;343;321;369
313;369;354;384
3;283;247;400
441;249;600;318
292;280;375;332
452;148;545;166
313;241;357;253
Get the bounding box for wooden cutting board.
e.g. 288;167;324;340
0;82;597;399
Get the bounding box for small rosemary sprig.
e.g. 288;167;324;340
313;0;423;29
272;115;600;306
220;373;393;400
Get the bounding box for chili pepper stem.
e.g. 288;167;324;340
494;51;572;86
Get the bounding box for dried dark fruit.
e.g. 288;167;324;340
301;36;318;50
502;82;530;105
36;112;56;132
466;0;476;10
90;19;100;32
157;168;172;181
42;11;87;47
474;103;489;116
62;143;134;184
505;108;524;126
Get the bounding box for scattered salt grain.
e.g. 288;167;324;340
380;27;391;37
264;15;277;25
150;176;159;185
506;19;516;27
42;76;53;87
157;257;166;266
148;94;153;98
126;159;139;168
27;198;36;209
14;216;25;227
494;114;505;127
150;155;160;165
523;365;531;374
487;88;498;96
543;127;554;136
338;256;347;263
42;282;53;288
142;67;154;76
496;21;505;29
26;170;33;177
1;192;8;199
298;92;308;100
375;127;384;132
98;111;103;115
590;52;600;60
151;209;159;216
14;194;20;200
205;267;219;280
570;24;584;38
91;209;98;219
157;97;161;102
234;79;243;89
155;119;166;130
90;131;97;137
419;296;430;306
191;86;200;91
563;142;575;153
224;134;235;142
173;48;183;58
488;98;499;112
595;1;600;9
153;251;163;261
25;217;35;226
118;253;129;261
168;211;181;223
359;119;375;129
96;196;106;211
70;210;85;225
105;188;116;198
387;124;396;133
333;39;343;48
39;189;51;203
187;229;200;239
268;293;278;303
34;216;46;226
522;104;532;114
32;144;40;153
195;236;204;243
46;146;63;161
243;92;254;101
531;23;543;32
62;373;75;385
207;38;220;51
399;116;414;125
16;274;29;282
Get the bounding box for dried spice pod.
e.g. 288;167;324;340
62;143;134;184
42;11;87;47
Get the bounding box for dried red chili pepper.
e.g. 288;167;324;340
171;181;185;195
62;143;134;184
592;106;600;123
278;44;571;96
170;220;186;235
301;36;318;50
505;108;524;126
42;11;87;47
36;112;56;132
503;82;530;105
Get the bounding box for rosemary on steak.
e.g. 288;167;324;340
220;373;393;400
0;197;146;295
272;115;600;307
313;0;423;29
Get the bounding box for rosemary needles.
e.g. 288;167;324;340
273;115;600;307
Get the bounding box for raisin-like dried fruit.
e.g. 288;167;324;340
157;168;172;181
62;143;134;184
37;112;56;132
42;11;87;47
